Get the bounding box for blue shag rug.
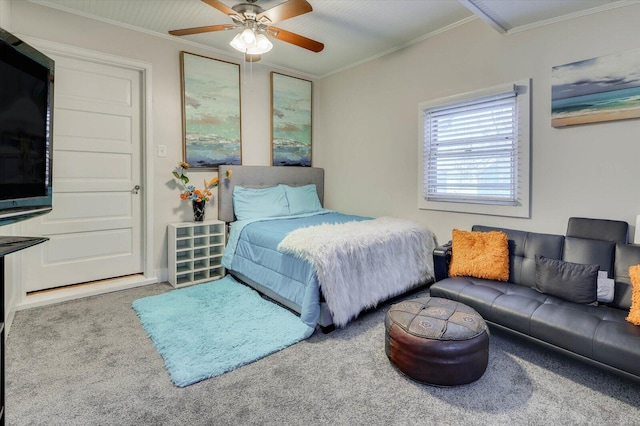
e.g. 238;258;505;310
132;275;314;387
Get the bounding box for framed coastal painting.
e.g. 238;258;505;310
180;51;241;169
551;49;640;127
271;72;312;167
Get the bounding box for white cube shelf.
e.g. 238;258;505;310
168;219;226;288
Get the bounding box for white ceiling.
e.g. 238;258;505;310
28;0;637;77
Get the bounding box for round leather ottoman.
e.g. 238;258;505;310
385;296;489;386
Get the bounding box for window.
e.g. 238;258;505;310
418;80;530;218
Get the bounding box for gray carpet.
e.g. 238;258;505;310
5;282;640;426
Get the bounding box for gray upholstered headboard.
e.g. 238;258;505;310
218;165;325;222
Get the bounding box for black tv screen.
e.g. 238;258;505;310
0;28;53;226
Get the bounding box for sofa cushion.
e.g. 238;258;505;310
487;285;549;334
432;277;604;358
612;244;640;310
529;302;605;357
534;255;599;305
431;275;640;376
430;277;504;320
593;314;640;375
562;237;615;279
566;217;628;244
627;265;640;326
449;229;509;281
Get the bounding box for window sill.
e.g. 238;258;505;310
418;198;530;218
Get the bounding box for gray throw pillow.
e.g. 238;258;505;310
534;255;599;304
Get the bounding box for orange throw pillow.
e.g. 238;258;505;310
627;265;640;326
449;229;509;282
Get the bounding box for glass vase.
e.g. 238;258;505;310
192;200;206;222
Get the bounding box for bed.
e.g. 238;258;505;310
218;165;436;330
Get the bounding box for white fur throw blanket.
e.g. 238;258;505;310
277;217;435;327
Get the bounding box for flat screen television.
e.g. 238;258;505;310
0;27;54;227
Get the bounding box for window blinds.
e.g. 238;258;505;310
423;91;518;205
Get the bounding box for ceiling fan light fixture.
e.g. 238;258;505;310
240;28;256;44
230;32;248;52
171;0;323;58
249;34;273;54
230;28;272;55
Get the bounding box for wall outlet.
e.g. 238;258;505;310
157;145;167;157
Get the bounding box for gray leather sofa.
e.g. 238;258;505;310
430;218;640;381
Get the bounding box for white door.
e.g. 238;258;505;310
22;54;143;292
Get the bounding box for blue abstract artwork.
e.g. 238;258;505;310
181;52;241;168
271;72;312;166
552;50;640;127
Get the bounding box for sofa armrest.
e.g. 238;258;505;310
433;241;452;281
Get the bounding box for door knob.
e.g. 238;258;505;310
132;185;141;194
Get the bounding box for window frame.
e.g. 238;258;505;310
417;80;531;218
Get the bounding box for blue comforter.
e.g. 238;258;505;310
222;210;369;328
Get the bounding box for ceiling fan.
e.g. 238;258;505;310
169;0;324;62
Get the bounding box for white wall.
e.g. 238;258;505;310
316;5;640;245
5;1;640;305
8;0;315;282
0;0;10;31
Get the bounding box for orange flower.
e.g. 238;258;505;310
207;177;220;188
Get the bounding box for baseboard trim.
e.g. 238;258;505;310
14;274;159;311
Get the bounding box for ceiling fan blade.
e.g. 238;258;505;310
169;24;237;36
257;0;312;25
269;27;324;52
201;0;243;20
245;53;262;62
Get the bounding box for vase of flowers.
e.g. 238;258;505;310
172;162;232;222
192;199;206;222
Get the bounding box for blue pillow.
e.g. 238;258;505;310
280;184;323;215
233;185;290;220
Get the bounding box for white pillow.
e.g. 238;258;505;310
597;271;615;303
